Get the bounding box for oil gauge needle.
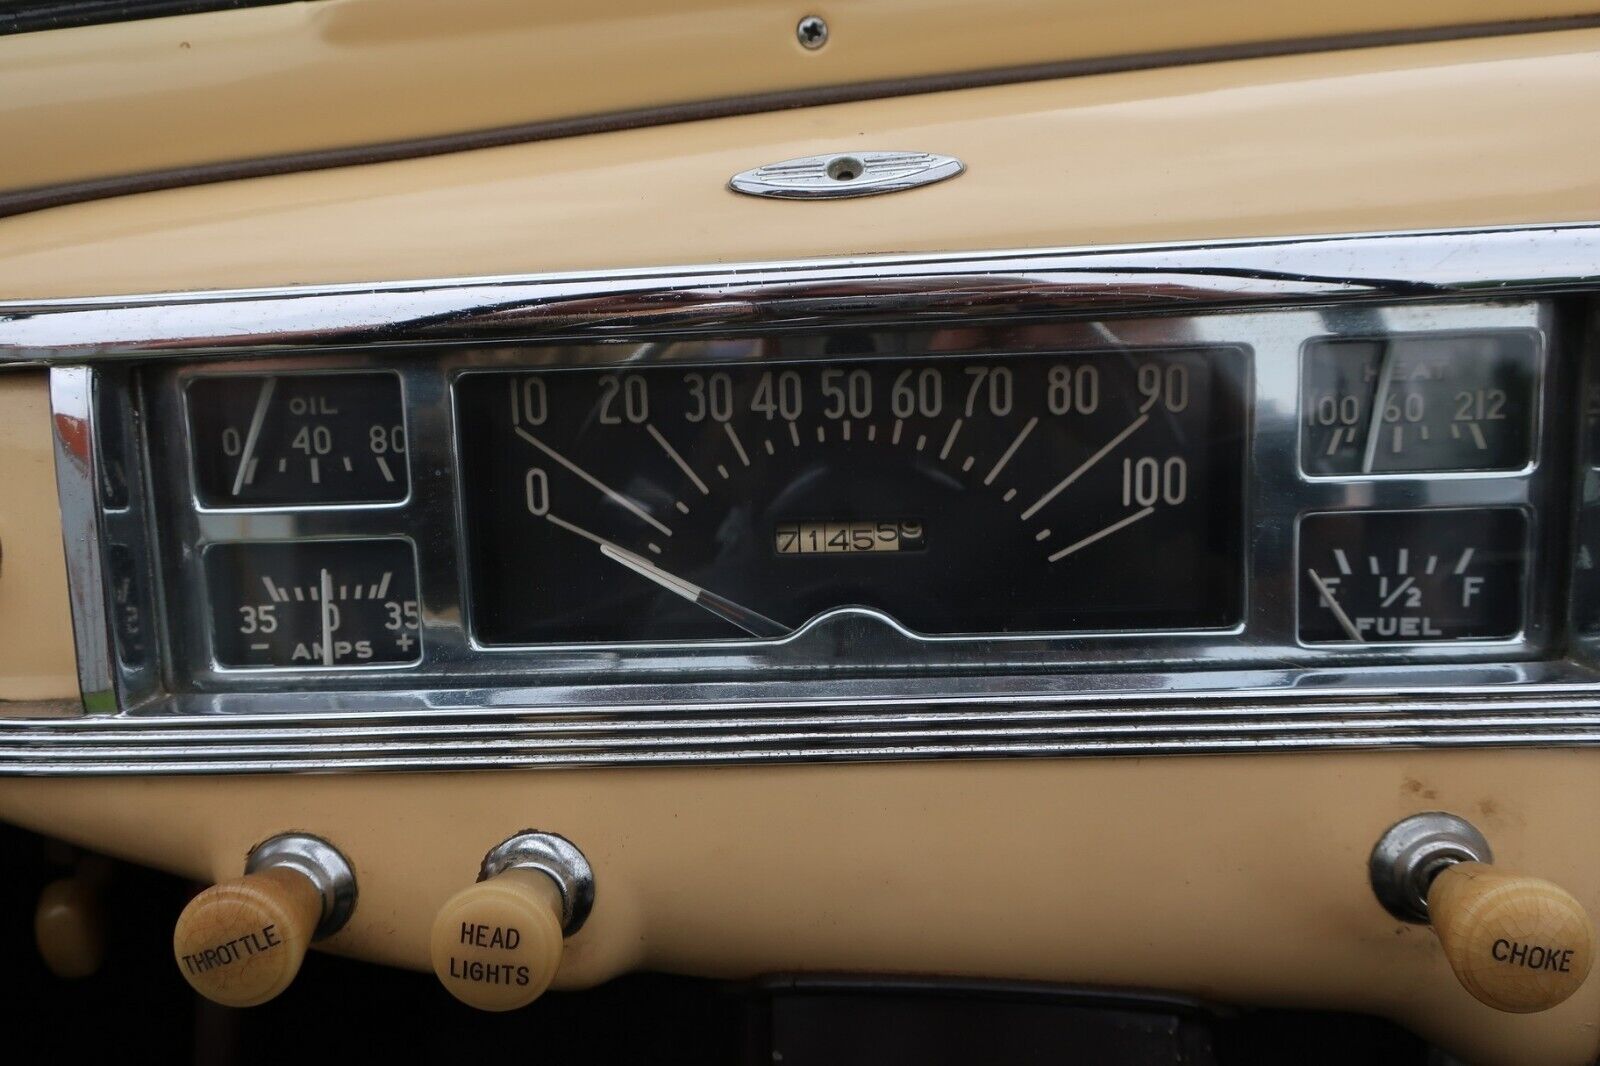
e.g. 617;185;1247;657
1307;568;1364;643
231;376;276;497
599;543;790;639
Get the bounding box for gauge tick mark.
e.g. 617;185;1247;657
939;419;964;460
984;417;1037;485
517;426;673;536
724;423;751;466
647;423;710;496
1023;413;1149;521
1048;506;1155;562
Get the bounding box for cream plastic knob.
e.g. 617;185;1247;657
430;831;594;1012
1426;861;1594;1013
172;834;356;1008
35;876;105;979
432;868;567;1011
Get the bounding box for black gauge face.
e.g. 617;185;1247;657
457;350;1247;644
205;540;421;668
188;374;408;506
1300;333;1537;475
1298;510;1526;644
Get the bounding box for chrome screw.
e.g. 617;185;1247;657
796;15;829;50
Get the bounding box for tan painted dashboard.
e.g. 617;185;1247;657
3;20;1600;1066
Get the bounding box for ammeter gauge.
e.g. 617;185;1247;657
204;539;421;668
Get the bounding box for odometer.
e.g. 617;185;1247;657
456;350;1247;644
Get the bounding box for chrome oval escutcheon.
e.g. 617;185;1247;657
728;151;964;200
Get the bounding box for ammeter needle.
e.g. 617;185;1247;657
1307;568;1364;643
319;567;336;666
599;543;789;639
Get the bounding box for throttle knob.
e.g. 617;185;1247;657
1371;813;1594;1013
172;834;356;1007
430;832;593;1012
1428;862;1594;1013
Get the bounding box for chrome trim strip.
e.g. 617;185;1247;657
2;223;1598;362
2;686;1599;775
48;368;115;708
1;223;1598;775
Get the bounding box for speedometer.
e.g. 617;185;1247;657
456;349;1247;644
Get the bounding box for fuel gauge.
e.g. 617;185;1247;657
1299;509;1527;644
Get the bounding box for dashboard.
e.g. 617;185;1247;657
4;21;1600;1059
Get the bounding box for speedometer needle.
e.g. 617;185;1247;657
599;543;790;639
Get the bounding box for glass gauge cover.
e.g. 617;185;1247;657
1299;509;1527;644
189;373;408;506
457;349;1248;645
205;539;421;668
1300;333;1537;475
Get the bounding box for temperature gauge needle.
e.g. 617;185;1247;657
1307;568;1364;643
599;543;790;639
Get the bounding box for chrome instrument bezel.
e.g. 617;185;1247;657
135;300;1556;693
3;223;1599;775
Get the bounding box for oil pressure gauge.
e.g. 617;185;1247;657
1298;509;1527;644
188;373;408;507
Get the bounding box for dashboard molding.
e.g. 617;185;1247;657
2;223;1600;362
4;223;1600;776
2;679;1600;775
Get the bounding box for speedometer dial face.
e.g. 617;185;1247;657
456;349;1247;644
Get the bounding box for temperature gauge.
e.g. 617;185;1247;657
1301;333;1537;475
189;373;408;506
205;539;421;668
1299;509;1526;644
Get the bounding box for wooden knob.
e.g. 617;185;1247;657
431;868;566;1011
173;867;323;1007
1427;861;1595;1013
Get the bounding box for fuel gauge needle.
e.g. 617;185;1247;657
1307;568;1364;643
599;543;790;639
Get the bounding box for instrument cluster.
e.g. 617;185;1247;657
86;297;1574;700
